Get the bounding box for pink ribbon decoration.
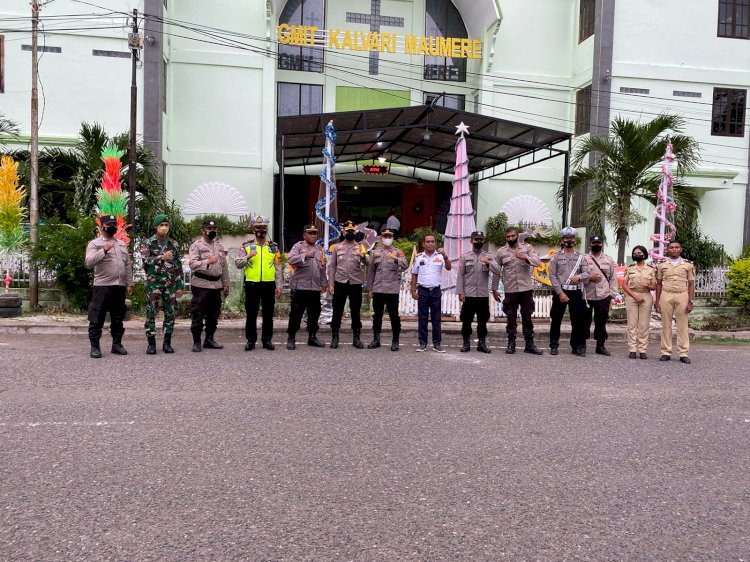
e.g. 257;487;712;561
649;143;677;261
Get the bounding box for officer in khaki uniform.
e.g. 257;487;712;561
328;220;369;349
286;224;327;349
622;245;656;359
492;226;543;355
655;241;696;363
366;228;408;351
457;231;501;353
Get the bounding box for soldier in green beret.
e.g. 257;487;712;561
140;214;184;354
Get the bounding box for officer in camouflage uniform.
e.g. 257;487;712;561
140;214;184;354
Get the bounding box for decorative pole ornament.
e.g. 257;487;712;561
315;120;340;253
96;145;131;244
454;122;470;137
650;142;677;261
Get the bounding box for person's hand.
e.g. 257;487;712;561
514;250;526;260
411;289;418;300
559;292;570;303
637;297;644;304
388;251;397;260
208;255;218;265
275;288;282;298
437;247;446;257
305;248;314;258
176;289;184;298
320;286;327;293
126;286;133;296
103;242;114;252
223;286;230;297
328;284;334;294
686;301;694;313
480;255;490;265
492;290;501;302
655;303;661;313
163;250;174;261
458;293;465;303
570;275;580;283
589;273;602;283
368;291;373;298
248;249;257;258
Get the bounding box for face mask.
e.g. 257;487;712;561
563;240;575;248
506;238;518;246
104;225;117;236
206;231;217;240
254;230;267;238
344;232;356;242
472;241;484;250
591;245;603;253
156;226;169;236
633;254;645;262
382;238;393;247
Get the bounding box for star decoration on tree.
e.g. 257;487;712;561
454;122;470;137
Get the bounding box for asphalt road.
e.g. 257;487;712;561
1;333;749;561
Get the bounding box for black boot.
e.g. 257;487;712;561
524;337;543;355
391;331;400;352
203;335;223;349
111;335;128;355
352;329;364;349
506;336;516;354
477;339;491;353
89;339;102;359
287;336;296;350
367;332;381;349
330;330;339;349
192;332;202;353
262;340;275;351
146;335;157;355
595;343;610;356
460;336;470;352
162;333;174;354
307;333;325;348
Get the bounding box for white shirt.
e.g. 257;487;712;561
412;251;445;288
385;215;400;230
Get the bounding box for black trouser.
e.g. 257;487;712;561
191;286;222;339
503;290;535;339
583;296;612;345
244;281;276;344
88;285;126;341
549;290;588;351
417;286;442;346
287;289;322;337
330;282;362;332
371;292;401;337
460;296;490;339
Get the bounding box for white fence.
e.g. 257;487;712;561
694;268;729;297
398;289;554;319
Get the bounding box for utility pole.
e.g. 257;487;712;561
127;9;142;240
29;0;41;309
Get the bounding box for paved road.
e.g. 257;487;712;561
1;334;749;560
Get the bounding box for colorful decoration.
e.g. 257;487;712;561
442;122;476;292
650;142;676;261
0;156;27;259
4;270;12;293
184;182;249;216
532;249;556;287
315;121;340;253
95;145;130;244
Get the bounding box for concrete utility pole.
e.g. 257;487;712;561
127;9;142;240
29;0;41;309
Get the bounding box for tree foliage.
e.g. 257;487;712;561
726;258;750;315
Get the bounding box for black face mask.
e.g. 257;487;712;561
506;238;518;246
255;230;267;238
633;254;646;262
591;245;603;253
344;232;356;242
206;231;217;240
563;241;575;248
104;225;117;236
472;241;484;250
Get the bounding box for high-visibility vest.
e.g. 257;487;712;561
244;242;279;282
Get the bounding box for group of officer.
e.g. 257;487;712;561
85;215;696;363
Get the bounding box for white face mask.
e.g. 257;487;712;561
382;237;393;247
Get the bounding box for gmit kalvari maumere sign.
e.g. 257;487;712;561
277;24;483;59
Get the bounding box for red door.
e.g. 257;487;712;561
401;183;435;234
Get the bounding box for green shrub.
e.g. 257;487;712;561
391;237;416;262
675;218;731;269
185;215;249;240
409;227;442;249
726;258;750;315
128;282;147;314
484;212;508;246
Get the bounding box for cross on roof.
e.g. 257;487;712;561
346;0;404;75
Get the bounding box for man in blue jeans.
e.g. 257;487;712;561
410;234;452;352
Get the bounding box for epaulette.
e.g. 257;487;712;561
268;241;279;253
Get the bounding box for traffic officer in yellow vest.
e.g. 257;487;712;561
235;214;282;351
457;231;501;353
655;241;696;363
328;220;369;349
366;228;408;351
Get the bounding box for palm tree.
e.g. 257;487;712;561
0;113;20;149
559;114;701;264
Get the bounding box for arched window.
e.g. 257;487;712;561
424;0;468;82
278;0;325;73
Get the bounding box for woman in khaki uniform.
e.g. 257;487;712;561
622;245;656;359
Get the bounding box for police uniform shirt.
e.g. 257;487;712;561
626;263;656;292
549;250;591;294
584;252;618;300
328;240;368;285
412;250;446;288
456;250;500;297
367;245;408;294
492;243;541;293
287;241;327;291
189;237;230;290
85;236;133;287
656;258;696;292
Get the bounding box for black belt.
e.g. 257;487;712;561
418;285;440;291
192;270;222;281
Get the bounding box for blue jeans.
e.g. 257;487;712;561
417;286;442;346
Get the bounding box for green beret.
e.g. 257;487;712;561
153;214;169;227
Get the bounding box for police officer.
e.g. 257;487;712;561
188;219;230;352
410;233;451;352
457;231;500;353
84;214;133;358
366;228;408;351
328;220;369;349
492;226;543;355
141;214;184;355
655;241;696;364
548;227;591;356
286;224;327;350
235;214;282;351
583;235;618;356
